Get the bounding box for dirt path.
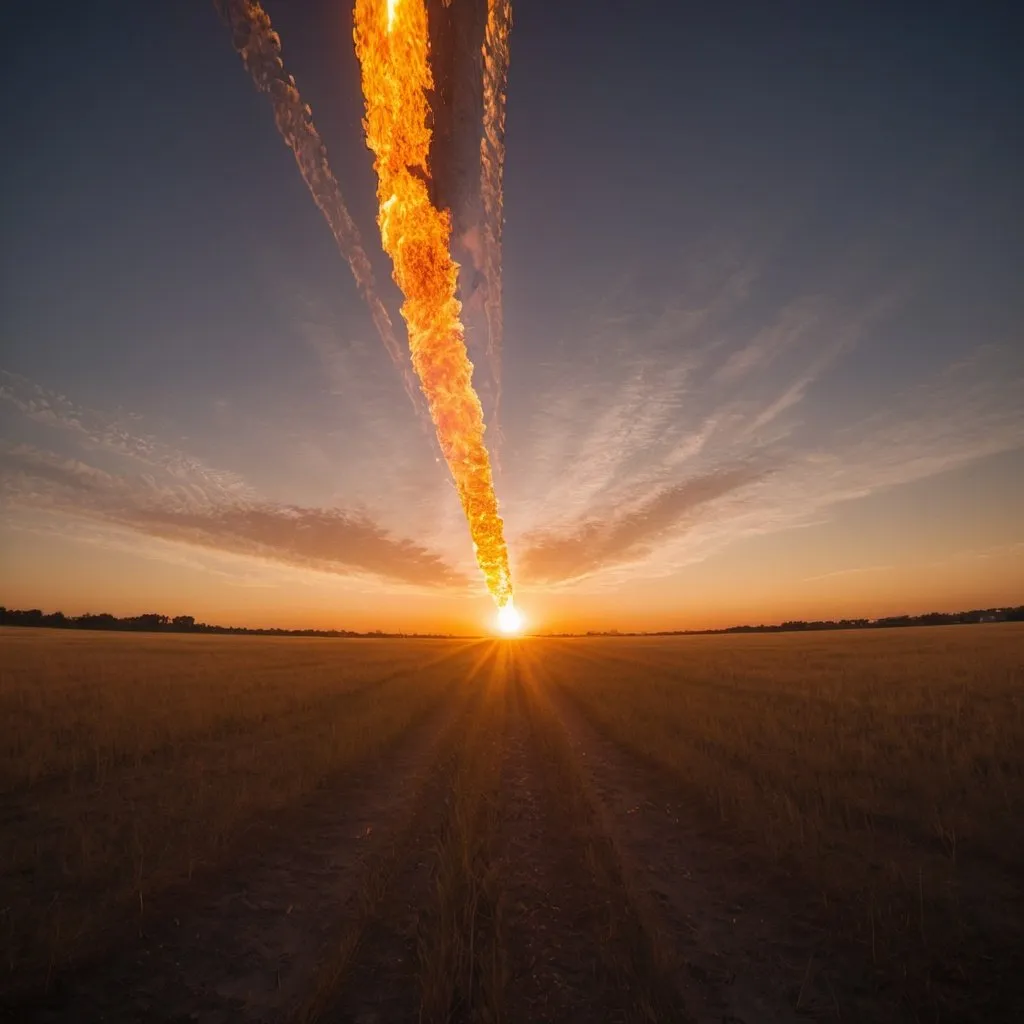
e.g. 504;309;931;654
9;676;478;1024
494;662;635;1023
544;682;903;1024
310;648;502;1024
314;643;686;1023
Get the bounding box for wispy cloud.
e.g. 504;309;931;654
506;281;1023;587
507;281;901;543
0;416;466;590
802;565;893;583
0;371;251;502
714;297;825;383
4;278;1021;599
519;464;770;584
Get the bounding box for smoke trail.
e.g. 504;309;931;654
479;0;512;415
213;0;423;414
354;0;515;613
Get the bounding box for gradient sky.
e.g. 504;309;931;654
2;1;1022;634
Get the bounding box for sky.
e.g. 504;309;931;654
1;0;1022;634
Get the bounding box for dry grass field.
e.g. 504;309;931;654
1;624;1021;1022
542;626;1024;1021
0;629;482;986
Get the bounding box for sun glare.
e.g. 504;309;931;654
497;602;524;635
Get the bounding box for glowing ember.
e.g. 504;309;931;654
354;0;515;612
497;602;523;635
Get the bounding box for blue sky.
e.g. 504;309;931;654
1;0;1021;631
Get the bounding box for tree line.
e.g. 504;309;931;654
0;607;453;639
576;606;1023;637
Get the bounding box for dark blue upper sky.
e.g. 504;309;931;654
1;1;1022;629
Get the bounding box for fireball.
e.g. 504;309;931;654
497;602;524;635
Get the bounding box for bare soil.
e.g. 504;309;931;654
495;669;634;1023
313;664;496;1024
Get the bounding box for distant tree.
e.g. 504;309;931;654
77;613;119;630
171;615;196;631
129;613;169;631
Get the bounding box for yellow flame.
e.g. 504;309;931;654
354;0;514;611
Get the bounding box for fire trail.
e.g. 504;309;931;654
354;0;515;614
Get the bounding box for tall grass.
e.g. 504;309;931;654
417;645;508;1023
543;624;1024;1018
0;629;480;986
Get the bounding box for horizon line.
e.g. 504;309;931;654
2;602;1021;640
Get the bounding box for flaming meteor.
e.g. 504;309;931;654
480;0;512;412
354;0;515;613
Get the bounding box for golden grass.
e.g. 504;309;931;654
0;628;481;984
5;624;1020;1019
541;624;1024;1014
0;628;468;789
416;646;508;1023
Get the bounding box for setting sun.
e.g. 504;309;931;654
497;602;524;635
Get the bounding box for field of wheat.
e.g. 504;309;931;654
1;623;1021;1022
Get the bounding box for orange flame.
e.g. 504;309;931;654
354;0;514;611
